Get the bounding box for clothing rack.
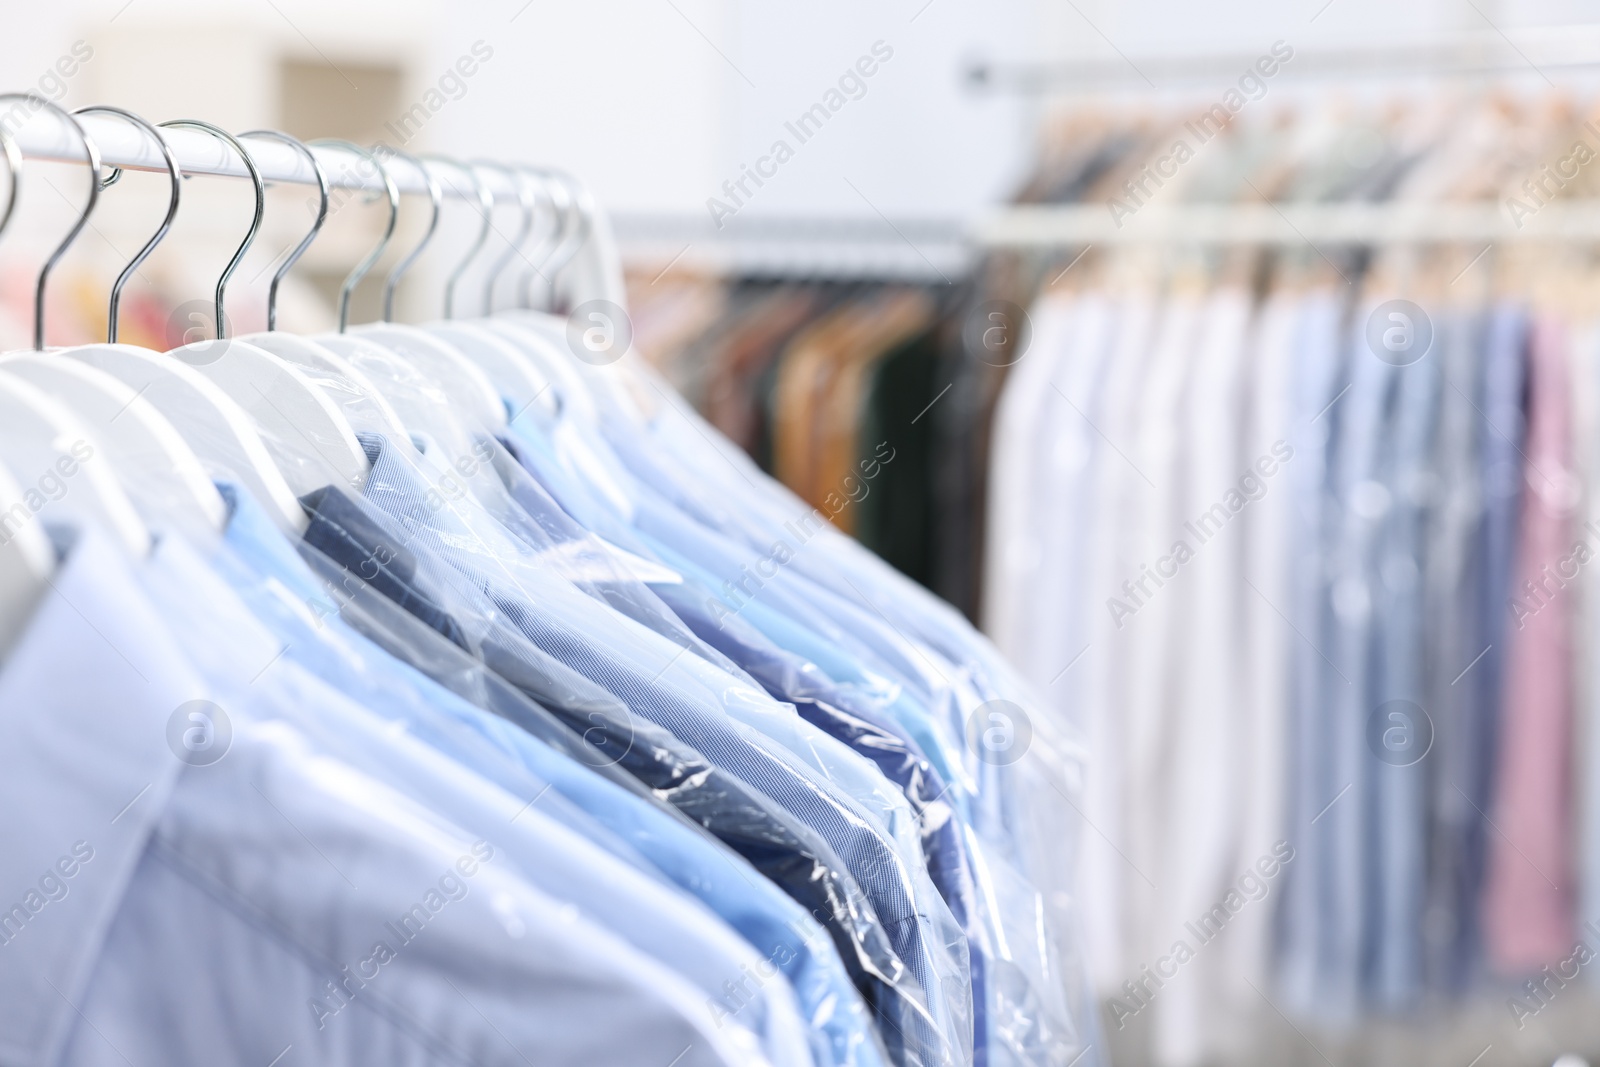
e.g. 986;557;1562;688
964;24;1600;94
970;201;1600;248
10;108;516;199
613;213;971;283
3;104;628;305
615;202;1600;271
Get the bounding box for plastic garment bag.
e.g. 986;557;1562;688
280;477;947;1067
523;347;1096;1067
134;532;801;1067
302;439;973;1067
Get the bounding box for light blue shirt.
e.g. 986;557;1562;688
216;483;891;1067
0;529;751;1067
135;530;805;1067
347;434;973;1067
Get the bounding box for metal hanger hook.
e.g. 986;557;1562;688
521;169;571;310
310;139;399;332
73;107;181;345
542;172;593;311
0;94;102;350
239;129;328;332
158;119;264;342
472;159;533;315
371;146;441;323
0;126;20;244
420;154;491;320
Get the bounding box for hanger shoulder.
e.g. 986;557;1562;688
168;339;370;495
350;324;509;432
60;344;307;535
0;456;54;664
0;354;228;540
421;321;556;420
241;331;411;440
0;374;152;557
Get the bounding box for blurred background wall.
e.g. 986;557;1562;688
0;0;1564;348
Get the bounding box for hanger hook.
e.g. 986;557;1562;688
0;126;19;243
309;139;399;332
520;169;570;310
72;107;181;345
157;120;263;342
239;129;328;332
472;159;533;315
542;172;593;311
511;168;562;310
420;155;491;320
372;146;441;323
0;95;102;350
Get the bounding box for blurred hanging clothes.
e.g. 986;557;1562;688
1482;315;1579;972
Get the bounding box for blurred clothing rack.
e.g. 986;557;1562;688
613;213;971;282
964;23;1600;93
971;201;1600;247
619;203;1600;269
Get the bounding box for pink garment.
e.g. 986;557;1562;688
1482;317;1578;972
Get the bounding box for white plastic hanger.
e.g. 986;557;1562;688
153;120;368;495
0;113;54;661
0;108;222;541
30;108;302;534
0;355;226;540
419;158;554;422
0;374;152;557
0;454;53;662
234;130;410;440
483;167;593;384
516;166;588;319
349;149;506;431
305;141;506;434
496;170;654;427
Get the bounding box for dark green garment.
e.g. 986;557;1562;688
856;325;941;592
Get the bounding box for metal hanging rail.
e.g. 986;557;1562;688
970;201;1600;248
0;99;631;307
963;24;1600;94
5;105;522;200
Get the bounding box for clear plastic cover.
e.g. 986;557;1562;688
127;307;1092;1066
512;344;1097;1067
284;465;954;1067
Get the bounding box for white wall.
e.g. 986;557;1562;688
0;0;1593;225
